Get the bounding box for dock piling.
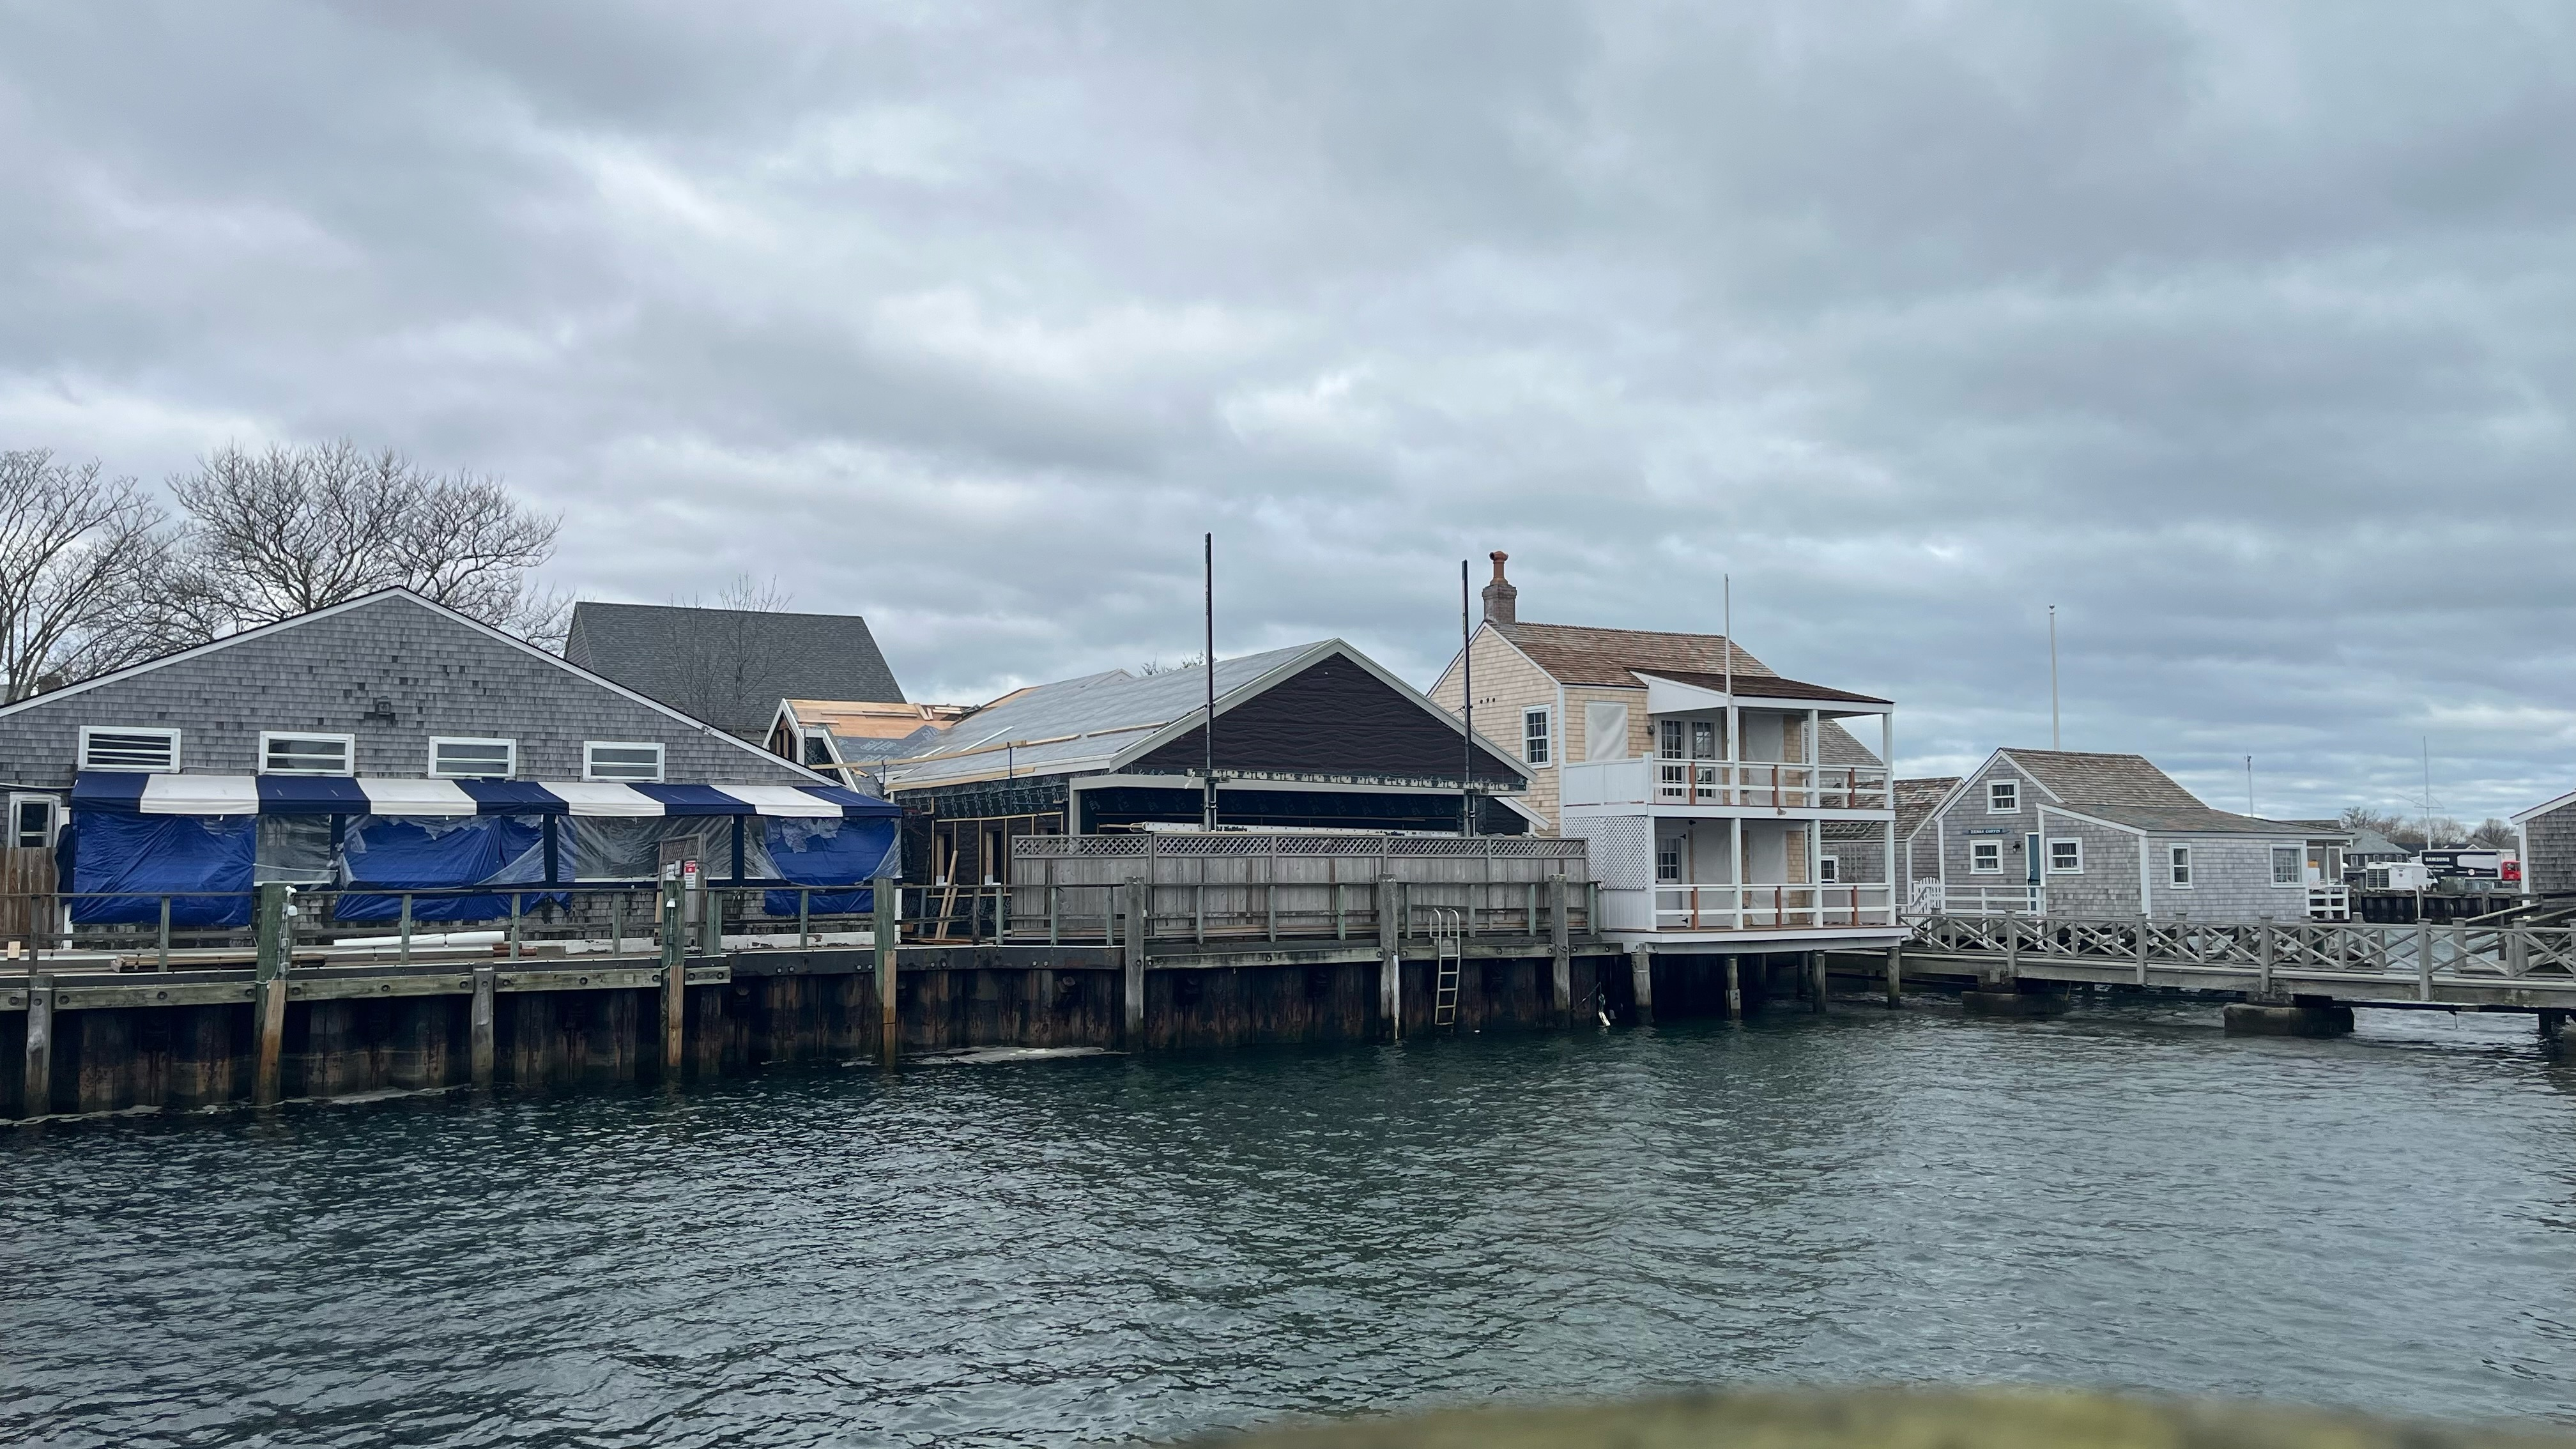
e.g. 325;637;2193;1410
1629;946;1653;1026
1807;951;1827;1014
1547;874;1571;1025
470;967;496;1090
252;883;289;1107
1724;956;1742;1020
1123;877;1147;1047
21;976;53;1117
1885;942;1901;1008
1376;875;1400;1041
875;877;900;1064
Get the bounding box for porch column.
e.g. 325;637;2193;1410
1730;817;1746;930
1882;711;1897;923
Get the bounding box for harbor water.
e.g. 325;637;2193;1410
4;999;2573;1446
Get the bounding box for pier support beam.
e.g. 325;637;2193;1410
875;875;900;1064
469;967;496;1091
1548;875;1572;1025
1885;943;1903;1008
2223;1002;2354;1038
252;883;290;1107
1376;875;1401;1042
1724;956;1742;1020
1123;877;1148;1048
20;976;52;1117
1629;946;1653;1026
1807;951;1827;1015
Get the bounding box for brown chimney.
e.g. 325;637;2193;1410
1480;551;1517;625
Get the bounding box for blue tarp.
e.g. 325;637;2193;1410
334;814;561;923
70;772;900;819
66;809;256;927
762;816;899;916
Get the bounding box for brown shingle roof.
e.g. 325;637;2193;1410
1497;622;1775;687
2058;802;2316;837
1896;776;1961;841
1998;749;2204;809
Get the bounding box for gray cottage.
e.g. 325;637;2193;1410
0;590;885;928
2512;789;2576;897
1922;749;2343;923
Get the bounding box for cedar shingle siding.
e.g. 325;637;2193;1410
0;594;824;790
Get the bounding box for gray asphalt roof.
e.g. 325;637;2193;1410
884;645;1316;790
2054;802;2319;836
564;602;903;736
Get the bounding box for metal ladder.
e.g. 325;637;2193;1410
1429;907;1463;1027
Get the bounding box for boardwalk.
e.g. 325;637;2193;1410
1892;912;2576;1015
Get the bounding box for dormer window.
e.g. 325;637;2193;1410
1988;779;2018;813
80;726;180;773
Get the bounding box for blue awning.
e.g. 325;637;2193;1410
70;773;900;820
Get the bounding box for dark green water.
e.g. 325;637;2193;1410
5;1000;2575;1447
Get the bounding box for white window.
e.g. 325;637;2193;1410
1658;718;1685;760
1655;839;1682;884
430;737;516;779
2048;838;2083;874
259;732;354;776
799;730;836;767
2169;845;2193;888
1522;707;1551;767
1970;840;2002;874
79;726;180;773
9;795;58;850
1690;720;1717;759
2271;844;2303;886
1818;855;1840;884
585;741;665;783
1988;779;2018;813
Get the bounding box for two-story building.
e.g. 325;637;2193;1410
1427;555;1903;956
1921;749;2346;922
0;589;894;930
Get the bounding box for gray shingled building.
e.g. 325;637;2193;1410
564;602;905;741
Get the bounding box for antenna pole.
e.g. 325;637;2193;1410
1461;558;1474;837
2049;604;2060;751
2245;755;2254;816
1203;532;1216;832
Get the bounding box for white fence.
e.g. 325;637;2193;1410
1653;882;1896;931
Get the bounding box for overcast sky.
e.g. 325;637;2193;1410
4;1;2573;822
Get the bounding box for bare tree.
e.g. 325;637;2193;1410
2467;817;2517;850
169;440;565;644
648;574;804;733
0;450;181;702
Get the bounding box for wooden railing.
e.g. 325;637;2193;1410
1653;883;1897;930
1912;912;2576;991
1003;876;1598;947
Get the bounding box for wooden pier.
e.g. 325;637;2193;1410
0;868;1650;1119
1844;912;2576;1033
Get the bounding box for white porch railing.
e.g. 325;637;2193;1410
1563;757;1892;810
1906;882;2356;924
1652;882;1896;930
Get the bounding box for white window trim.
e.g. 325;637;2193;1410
2046;838;2085;874
2168;844;2194;889
429;736;518;780
8;793;60;849
1522;706;1552;768
584;740;666;783
2269;843;2304;887
257;731;356;777
1818;854;1840;884
1970;840;2004;875
79;725;181;774
1988;779;2020;813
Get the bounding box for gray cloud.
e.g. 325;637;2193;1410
4;0;2573;822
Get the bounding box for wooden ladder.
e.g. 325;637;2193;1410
1430;908;1464;1027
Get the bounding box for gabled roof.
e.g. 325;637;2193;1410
2512;788;2576;825
885;641;1528;792
1995;749;2205;809
2049;801;2317;837
565;602;904;736
0;588;836;783
1896;777;1961;842
1495;622;1775;688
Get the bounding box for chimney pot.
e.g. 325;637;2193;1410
1480;551;1518;626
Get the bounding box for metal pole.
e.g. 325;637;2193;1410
399;893;412;965
2049;603;2060;751
1460;557;1473;838
1204;531;1217;832
157;896;170;970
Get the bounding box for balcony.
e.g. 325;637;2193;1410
1561;756;1892;812
1655;882;1896;931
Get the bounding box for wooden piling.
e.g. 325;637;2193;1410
1807;951;1827;1014
1376;875;1401;1041
1123;877;1148;1047
252;882;289;1107
1629;946;1653;1025
469;967;496;1090
21;976;53;1117
873;876;899;1064
661;942;687;1082
1724;956;1742;1020
1547;874;1572;1025
1885;942;1902;1008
